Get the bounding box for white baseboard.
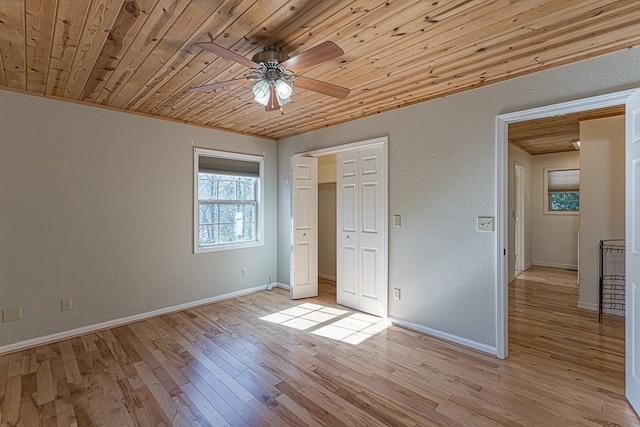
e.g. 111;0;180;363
318;274;336;282
274;282;290;291
389;316;497;356
0;284;269;356
533;261;578;271
577;301;598;311
525;261;534;270
508;274;516;283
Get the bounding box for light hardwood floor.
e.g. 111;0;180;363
0;270;637;426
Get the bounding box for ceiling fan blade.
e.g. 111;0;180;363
265;86;280;111
195;42;260;69
189;78;248;93
294;76;350;99
281;41;344;73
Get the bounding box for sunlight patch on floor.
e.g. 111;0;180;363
260;303;388;344
260;303;347;330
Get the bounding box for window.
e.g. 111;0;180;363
194;148;263;253
544;168;579;214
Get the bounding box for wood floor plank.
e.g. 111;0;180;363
52;358;76;427
0;266;637;426
19;394;40;426
180;382;229;426
131;383;175;426
1;375;21;425
37;399;57;427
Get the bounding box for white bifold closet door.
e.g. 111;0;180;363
336;146;386;317
290;156;318;300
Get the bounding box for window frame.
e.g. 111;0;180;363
543;167;580;215
193;148;264;253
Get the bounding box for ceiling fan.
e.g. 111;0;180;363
190;41;351;111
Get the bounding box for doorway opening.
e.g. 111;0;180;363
496;89;634;359
506;111;627;407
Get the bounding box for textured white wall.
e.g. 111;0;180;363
0;91;277;347
277;47;640;349
578;116;625;310
530;152;580;269
507;144;533;281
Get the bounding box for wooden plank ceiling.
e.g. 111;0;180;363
1;0;639;140
509;105;625;155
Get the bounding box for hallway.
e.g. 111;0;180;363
509;266;626;403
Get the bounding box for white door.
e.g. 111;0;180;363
337;150;359;309
626;89;640;414
337;146;387;317
514;164;524;273
357;146;386;317
290;157;318;299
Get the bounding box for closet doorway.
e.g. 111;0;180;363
290;137;389;318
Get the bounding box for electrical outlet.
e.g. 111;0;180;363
394;288;401;300
61;298;72;312
242;268;247;277
2;306;22;322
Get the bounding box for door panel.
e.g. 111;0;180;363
357;146;386;317
291;157;318;299
362;182;379;233
341;184;357;232
296;187;311;228
336;144;387;317
341;157;357;177
626;89;640;414
361;246;379;298
340;244;358;296
361;154;379;175
295;243;311;286
337;151;359;309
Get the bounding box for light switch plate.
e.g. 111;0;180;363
394;215;401;227
3;306;22;322
477;216;494;232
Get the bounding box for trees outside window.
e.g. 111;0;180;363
194;149;263;253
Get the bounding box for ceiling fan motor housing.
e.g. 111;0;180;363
251;47;289;66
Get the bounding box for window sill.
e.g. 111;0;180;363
543;210;579;216
194;240;263;254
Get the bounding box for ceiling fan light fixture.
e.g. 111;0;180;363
249;64;295;107
252;79;271;105
274;79;293;104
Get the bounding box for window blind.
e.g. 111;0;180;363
198;155;260;177
548;169;579;192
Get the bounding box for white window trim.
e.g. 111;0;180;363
193;148;264;254
543;167;580;215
